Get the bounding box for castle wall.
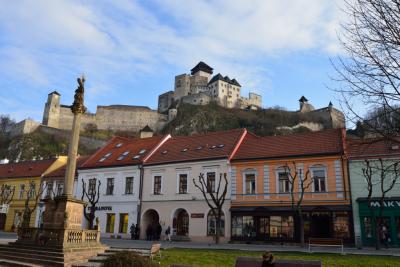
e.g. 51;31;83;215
57;106;96;130
158;91;174;113
9;119;40;137
95;106;167;132
181;93;211;106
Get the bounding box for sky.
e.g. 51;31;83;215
0;0;348;122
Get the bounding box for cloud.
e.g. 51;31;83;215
0;0;346;119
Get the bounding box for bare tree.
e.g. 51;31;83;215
0;184;15;205
193;173;228;244
21;181;46;228
361;158;400;249
283;162;313;247
333;0;400;138
81;178;101;230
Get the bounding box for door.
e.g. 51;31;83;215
257;217;269;241
176;210;189;236
311;213;330;238
0;214;6;230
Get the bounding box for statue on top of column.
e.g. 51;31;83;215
71;75;87;114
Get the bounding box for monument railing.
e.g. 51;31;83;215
18;227;101;247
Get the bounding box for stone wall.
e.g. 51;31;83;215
58;105;96;130
10;119;40;137
181;93;211;106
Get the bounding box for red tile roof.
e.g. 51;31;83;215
80;135;168;169
347;137;400;159
145;129;246;166
44;156;90;178
0;159;58;178
232;128;345;161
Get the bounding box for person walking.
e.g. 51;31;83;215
165;226;171;242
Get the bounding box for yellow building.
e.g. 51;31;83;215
0;157;67;231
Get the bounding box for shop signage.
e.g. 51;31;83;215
191;213;204;218
88;206;112;211
369;200;400;208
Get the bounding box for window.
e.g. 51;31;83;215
232;216;243;237
207;209;225;236
28;183;36;198
243;216;256;238
13;211;22;228
125;177;133;194
56;182;64;196
270;216;294;239
179;174;188;194
153;176;162;195
106;178;114;195
363;217;373;238
278;172;290;193
312;168;327;192
245;173;256;194
88;178;96;195
19;184;25;199
118;213;129;233
333;212;350;238
106;213;115;233
46;182;53;198
207;172;216;193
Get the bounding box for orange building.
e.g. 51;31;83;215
230;129;352;243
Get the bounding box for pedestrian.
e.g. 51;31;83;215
130;223;136;240
156;222;162;240
165;226;171;242
261;251;275;267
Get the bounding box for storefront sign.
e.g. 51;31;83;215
88;206;112;211
191;213;204;218
369;201;400;209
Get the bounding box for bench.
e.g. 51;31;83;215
308;238;343;254
235;256;321;267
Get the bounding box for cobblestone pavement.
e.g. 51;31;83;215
0;231;399;257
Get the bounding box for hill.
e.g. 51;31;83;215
162;103;329;136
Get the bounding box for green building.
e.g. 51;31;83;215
348;138;400;247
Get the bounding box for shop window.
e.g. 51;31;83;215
259;217;270;238
179;174;188;194
363;217;373;238
311;167;327;192
56;182;64;196
245;173;256;194
270;216;294;239
396;217;400;240
106;213;115;233
153;176;162;195
207;172;216;193
125;177;133;194
106;178;114;195
118;213;129;233
277;171;290;193
333;213;350;238
243;216;256;238
232;216;243;237
207;209;225;236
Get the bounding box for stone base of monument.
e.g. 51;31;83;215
0;196;107;266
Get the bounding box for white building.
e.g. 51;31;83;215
76;133;170;238
140;129;248;242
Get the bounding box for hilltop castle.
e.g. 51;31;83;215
16;61;343;136
158;62;262;113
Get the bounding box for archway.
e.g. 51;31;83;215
173;208;189;236
142;209;160;240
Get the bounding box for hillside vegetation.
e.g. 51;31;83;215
162;103;327;136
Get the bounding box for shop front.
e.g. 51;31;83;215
231;206;353;243
357;197;400;247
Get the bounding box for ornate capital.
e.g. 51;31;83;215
71;76;87;114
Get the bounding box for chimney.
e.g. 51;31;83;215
139;125;154;138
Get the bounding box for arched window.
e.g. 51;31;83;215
207;209;225;236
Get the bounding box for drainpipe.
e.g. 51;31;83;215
137;164;144;236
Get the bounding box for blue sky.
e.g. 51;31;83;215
0;0;347;122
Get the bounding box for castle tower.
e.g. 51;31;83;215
190;61;213;81
299;96;315;113
42;91;61;128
